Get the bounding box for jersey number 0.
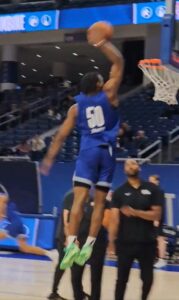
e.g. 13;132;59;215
86;106;105;129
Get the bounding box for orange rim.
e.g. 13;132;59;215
138;59;164;70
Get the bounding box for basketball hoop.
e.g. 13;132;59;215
138;59;179;105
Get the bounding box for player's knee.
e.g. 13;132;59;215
71;205;83;219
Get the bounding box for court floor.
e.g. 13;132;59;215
0;256;179;300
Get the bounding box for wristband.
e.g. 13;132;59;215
93;39;107;48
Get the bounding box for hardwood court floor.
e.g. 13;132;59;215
0;256;179;300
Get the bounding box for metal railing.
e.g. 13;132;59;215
116;139;162;164
0;156;30;161
167;126;179;161
0;97;50;130
0;90;68;130
116;157;151;164
138;138;162;163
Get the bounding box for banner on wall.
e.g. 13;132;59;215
0;10;60;33
0;215;56;249
133;1;179;24
41;162;179;227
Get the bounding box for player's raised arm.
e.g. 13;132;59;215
100;42;124;104
41;104;77;175
87;22;124;107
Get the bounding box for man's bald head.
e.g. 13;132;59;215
124;159;140;178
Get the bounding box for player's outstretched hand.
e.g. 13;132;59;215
40;157;53;176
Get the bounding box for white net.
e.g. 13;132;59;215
138;59;179;105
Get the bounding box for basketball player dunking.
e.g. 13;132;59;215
41;22;124;269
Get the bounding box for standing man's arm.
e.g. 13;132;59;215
121;186;162;221
63;209;70;238
41;105;77;174
108;208;120;256
108;208;120;243
107;189;122;255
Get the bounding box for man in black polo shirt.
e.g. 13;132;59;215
109;159;162;300
48;190;108;300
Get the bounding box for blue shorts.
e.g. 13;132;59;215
73;146;116;189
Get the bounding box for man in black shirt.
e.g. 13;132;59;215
109;159;162;300
48;190;108;300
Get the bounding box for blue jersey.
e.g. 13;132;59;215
75;91;120;150
0;202;26;238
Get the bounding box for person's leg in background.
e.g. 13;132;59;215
48;242;66;300
90;238;108;300
115;244;134;300
137;243;156;300
154;226;167;268
71;263;86;300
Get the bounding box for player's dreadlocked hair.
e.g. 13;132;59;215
80;72;103;95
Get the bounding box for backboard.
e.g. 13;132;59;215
161;0;179;71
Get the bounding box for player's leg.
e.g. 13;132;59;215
59;186;90;270
68;185;90;239
0;230;8;239
60;150;95;270
89;147;115;238
18;237;58;264
76;146;115;265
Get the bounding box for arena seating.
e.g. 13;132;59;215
117;85;179;157
0;84;178;162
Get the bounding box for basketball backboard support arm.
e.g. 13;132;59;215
160;0;175;65
165;0;175;14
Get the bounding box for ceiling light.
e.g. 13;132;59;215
49;74;54;77
90;59;95;63
55;46;61;50
73;52;78;56
94;66;99;70
78;73;83;76
36;54;42;58
32;68;37;72
21;62;26;66
40;81;44;84
21;75;26;78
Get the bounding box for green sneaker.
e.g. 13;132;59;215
75;244;93;266
60;243;80;270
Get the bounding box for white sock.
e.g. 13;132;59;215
67;235;77;246
159;258;165;262
45;250;50;257
85;236;96;246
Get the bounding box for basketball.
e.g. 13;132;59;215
87;21;113;45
